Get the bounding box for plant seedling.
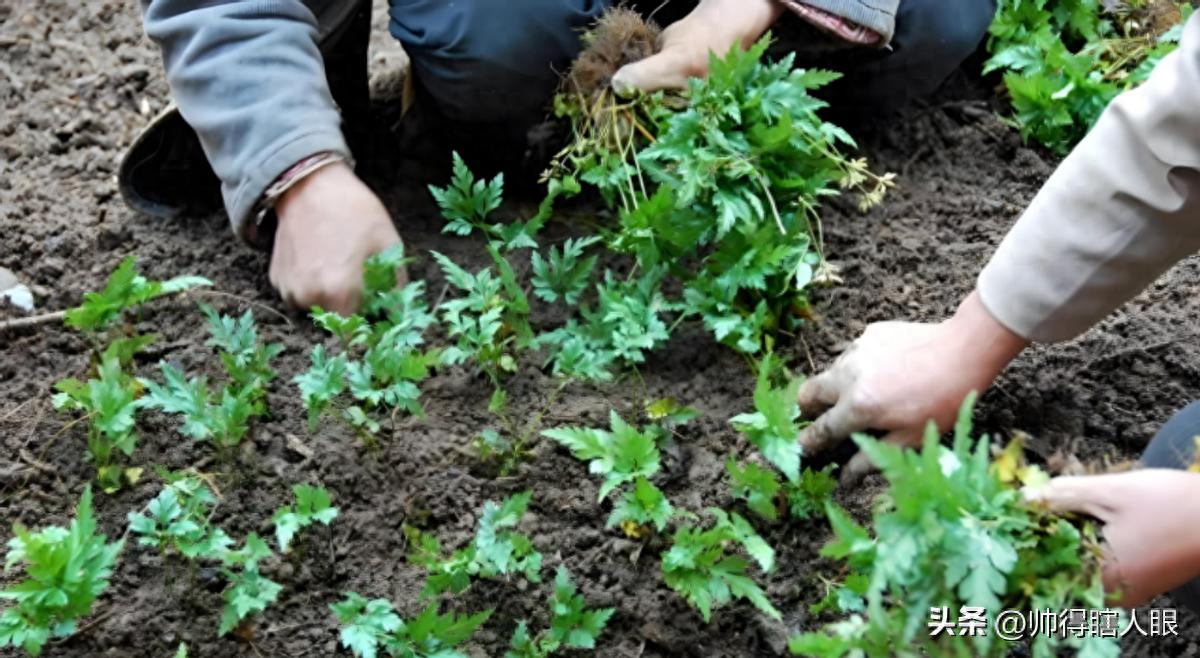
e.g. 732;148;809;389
730;355;804;484
429;151;504;239
217;533;281;637
406;492;542;597
605;476;673;537
661;508;779;623
296;244;442;440
542;410;663;502
52;345;143;493
127;475;233;560
530;236;600;305
272;484;339;553
505;566;615;658
788;395;1116;658
64;255;210;339
0;487;123;656
332;593;492;658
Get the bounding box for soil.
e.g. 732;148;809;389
3;2;1200;658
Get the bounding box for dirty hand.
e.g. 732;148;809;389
270;161;406;316
611;0;782;94
796;291;1029;485
1026;470;1200;607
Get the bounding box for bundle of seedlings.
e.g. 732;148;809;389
789;395;1118;658
543;8;894;357
986;0;1194;152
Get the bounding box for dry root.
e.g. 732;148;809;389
563;7;661;100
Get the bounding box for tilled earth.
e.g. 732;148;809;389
2;2;1200;657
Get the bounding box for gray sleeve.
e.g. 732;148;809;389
976;13;1200;343
141;0;351;244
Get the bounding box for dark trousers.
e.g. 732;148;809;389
386;0;998;126
1140;401;1200;612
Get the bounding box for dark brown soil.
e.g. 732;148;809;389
3;3;1199;658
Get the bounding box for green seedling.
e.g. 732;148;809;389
0;487;123;656
505;566;615;658
297;244;442;440
605;476;673;537
788;395;1115;658
730;355;804;484
430;151;504;239
727;459;782;522
332;593;492;658
64;255;210;339
52;346;142;492
406;492;542;597
433;249;532;396
661;508;779;623
986;0;1192;153
530;236;600;305
127;475;232;560
542;410;663;502
217;533;281;637
272;484;339;553
139;305;279;452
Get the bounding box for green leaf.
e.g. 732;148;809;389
543;411;662;501
428;151;504;237
0;487;123;656
730;356;803;483
530;236;600;305
727;459;781;521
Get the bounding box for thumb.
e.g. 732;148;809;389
1023;475;1115;519
612;49;697;97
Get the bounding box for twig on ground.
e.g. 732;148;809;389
0;310;66;332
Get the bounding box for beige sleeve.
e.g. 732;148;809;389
977;13;1200;343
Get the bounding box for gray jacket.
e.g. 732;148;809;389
141;0;352;243
978;12;1200;342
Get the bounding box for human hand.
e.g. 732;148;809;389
1026;470;1200;607
611;0;782;94
270;161;406;316
796;291;1029;485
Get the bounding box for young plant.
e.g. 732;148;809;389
127;475;233;559
788;395;1115;658
296;244;442;439
786;465;837;521
433;248;533;402
64;255;210;342
0;487;123;657
542;410;662;502
272;484;339;553
137;304;279;452
199;303;283;414
730;357;804;484
52;346;143;493
606;476;674;537
726;459;782;522
429;151;504;239
332;593;492;658
505;566;615;658
127;474;281;637
406;491;543;597
139;361;258;451
661;508;779;623
727;460;837;523
217;533;281;637
985;0;1192;152
530;236;600;305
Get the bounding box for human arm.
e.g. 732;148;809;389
611;0;898;93
796;12;1200;479
1027;470;1200;608
141;1;401;314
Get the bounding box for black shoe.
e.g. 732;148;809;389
119;0;371;219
